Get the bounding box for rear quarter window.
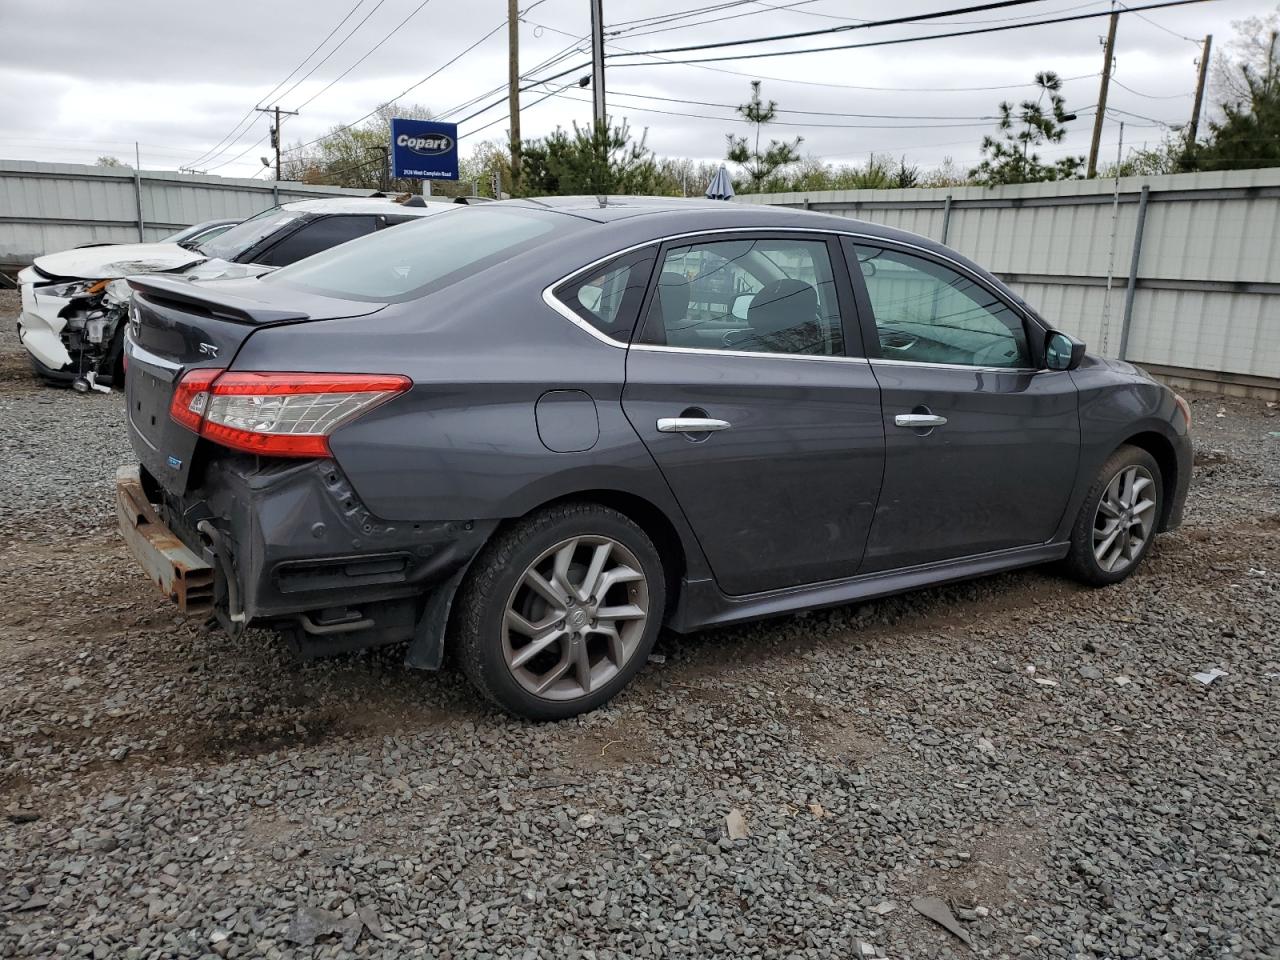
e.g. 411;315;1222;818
262;207;564;303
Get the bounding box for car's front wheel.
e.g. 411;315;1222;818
1064;444;1163;585
454;502;665;720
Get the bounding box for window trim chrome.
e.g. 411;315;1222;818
541;225;1048;361
633;343;872;365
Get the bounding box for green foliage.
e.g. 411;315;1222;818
95;156;129;168
725;81;803;192
1194;34;1280;171
970;72;1083;185
282;102;433;191
519;120;660;197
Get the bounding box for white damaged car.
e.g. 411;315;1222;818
16;196;454;390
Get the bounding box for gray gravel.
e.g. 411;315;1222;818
2;286;1278;959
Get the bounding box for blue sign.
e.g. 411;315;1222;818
391;118;459;181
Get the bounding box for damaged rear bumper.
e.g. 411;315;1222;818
116;457;495;665
116;465;214;615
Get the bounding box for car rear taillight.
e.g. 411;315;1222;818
170;370;410;458
170;368;223;431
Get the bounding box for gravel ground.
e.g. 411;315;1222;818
1;285;1278;960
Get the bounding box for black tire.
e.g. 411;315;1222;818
454;501;666;721
1063;444;1163;586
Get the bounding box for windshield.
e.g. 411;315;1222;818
196;208;304;261
262;206;565;303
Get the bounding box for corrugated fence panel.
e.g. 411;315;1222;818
745;169;1280;385
0;159;371;265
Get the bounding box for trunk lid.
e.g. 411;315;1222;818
124;275;385;495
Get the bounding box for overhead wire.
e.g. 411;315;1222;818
189;0;392;169
605;0;1219;65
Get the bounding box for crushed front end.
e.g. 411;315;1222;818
17;268;130;390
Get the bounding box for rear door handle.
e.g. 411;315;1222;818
895;413;948;428
657;417;731;433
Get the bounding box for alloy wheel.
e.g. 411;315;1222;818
501;536;649;701
1092;464;1157;573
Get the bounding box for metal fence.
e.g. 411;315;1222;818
0;159;373;272
740;168;1280;396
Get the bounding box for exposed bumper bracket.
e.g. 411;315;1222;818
116;465;214;616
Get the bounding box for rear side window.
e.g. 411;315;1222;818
264;207;563;303
553;250;656;342
638;236;845;356
255;215;379;267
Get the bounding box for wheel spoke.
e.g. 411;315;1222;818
551;539;579;598
1130;474;1153;498
524;568;568;609
578;542;613;601
1097;497;1122;519
590;622;625;666
1095;526;1122;562
597;603;646;623
534;652;573;694
510;627;567;669
573;640;592;694
1132;497;1156;517
506;609;547;639
596;564;644;597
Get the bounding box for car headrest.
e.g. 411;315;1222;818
656;270;690;327
746;278;818;337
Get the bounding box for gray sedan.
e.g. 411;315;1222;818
116;197;1192;719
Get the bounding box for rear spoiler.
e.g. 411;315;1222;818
129;275;310;326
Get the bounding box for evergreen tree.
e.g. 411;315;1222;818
725;81;803;192
970;72;1082;185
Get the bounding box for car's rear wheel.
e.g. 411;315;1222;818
1064;444;1163;585
454;502;665;720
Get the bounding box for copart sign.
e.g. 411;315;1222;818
391;118;460;181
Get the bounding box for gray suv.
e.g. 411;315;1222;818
116;197;1191;719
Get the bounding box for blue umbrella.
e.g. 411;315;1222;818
705;164;735;200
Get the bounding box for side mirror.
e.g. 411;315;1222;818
1045;330;1086;371
731;293;754;321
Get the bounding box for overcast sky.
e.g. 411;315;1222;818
1;0;1273;180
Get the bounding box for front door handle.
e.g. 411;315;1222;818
895;413;948;428
657;417;731;433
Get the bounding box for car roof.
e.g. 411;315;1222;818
503;194;948;249
277;196;455;217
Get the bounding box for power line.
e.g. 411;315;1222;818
1117;0;1202;42
606;0;1219;66
253;0;372;104
1112;78;1193;98
524;16;1103;92
288;0;442;112
610;0;1053;57
281;19;511;158
267;0;394;108
187;0;386;169
605;87;1001;120
525;85;1001;129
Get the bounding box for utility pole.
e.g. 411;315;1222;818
255;105;298;182
1187;34;1213;148
1087;8;1119;178
508;0;522;194
589;0;606;129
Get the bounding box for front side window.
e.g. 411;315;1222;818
639;236;844;356
255;215;379;267
196;208;304;261
852;244;1030;368
555;251;656;342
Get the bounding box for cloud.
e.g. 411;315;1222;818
0;0;1269;176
